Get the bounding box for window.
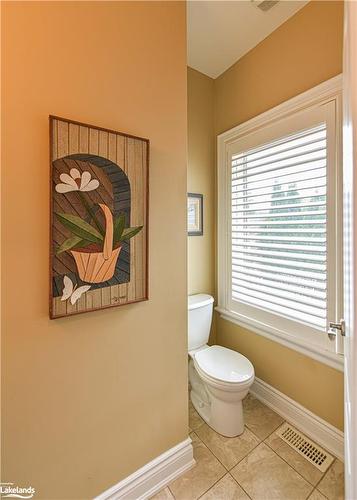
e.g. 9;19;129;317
217;77;343;370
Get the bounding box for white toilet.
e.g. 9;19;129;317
188;294;255;437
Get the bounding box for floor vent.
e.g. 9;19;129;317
275;423;334;473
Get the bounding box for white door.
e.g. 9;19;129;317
343;2;357;499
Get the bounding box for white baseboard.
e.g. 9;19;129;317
250;377;344;461
95;438;195;500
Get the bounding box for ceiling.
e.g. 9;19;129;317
187;0;309;79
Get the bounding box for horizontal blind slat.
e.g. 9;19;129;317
232;125;326;163
232;173;326;196
232;261;326;281
232;194;326;212
232;210;326;219
232;286;326;318
232;280;326;309
232;144;326;175
233;220;326;227
233;242;326;252
234;236;326;244
232;266;326;294
232;228;326;234
232;292;326;327
232;254;326;271
232;248;326;262
232;158;326;184
232;274;327;299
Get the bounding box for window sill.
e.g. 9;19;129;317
215;307;344;372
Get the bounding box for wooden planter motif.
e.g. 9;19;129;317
71;204;122;284
50;116;149;319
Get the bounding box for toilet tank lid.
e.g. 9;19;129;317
188;294;214;311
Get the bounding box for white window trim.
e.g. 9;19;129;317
217;75;343;372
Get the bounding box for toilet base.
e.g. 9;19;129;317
189;358;249;437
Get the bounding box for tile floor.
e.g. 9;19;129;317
151;394;344;500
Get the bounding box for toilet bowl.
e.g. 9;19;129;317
188;295;255;437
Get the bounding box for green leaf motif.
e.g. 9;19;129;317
121;226;143;241
56;235;88;254
56;213;104;243
113;213;126;244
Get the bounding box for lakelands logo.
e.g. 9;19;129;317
0;483;35;499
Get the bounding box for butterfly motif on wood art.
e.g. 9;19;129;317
61;276;91;305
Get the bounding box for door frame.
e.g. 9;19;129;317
343;2;357;499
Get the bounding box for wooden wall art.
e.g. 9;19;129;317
49;116;149;319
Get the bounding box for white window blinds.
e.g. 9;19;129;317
231;124;327;330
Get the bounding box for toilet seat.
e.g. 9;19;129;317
194;346;254;387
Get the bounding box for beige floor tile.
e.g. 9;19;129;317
150;486;175;500
200;474;250;500
189;401;204;431
168;433;225;500
317;460;344;500
195;422;260;470
265;431;324;486
308;489;328;500
243;394;284;440
231;442;313;500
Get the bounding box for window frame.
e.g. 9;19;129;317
217;76;343;371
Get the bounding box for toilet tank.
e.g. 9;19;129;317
188;294;214;352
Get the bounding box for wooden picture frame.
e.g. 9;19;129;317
187;193;203;236
49;116;149;319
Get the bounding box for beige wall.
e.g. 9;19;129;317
215;0;344;135
187;68;216;343
214;0;344;430
1;2;188;499
187;67;215;298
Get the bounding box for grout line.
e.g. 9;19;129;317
227;439;265;473
196;474;228;500
243;421;264;441
195;472;254;500
314;458;337;493
227;436;263;472
167;484;176;499
263;432;318;489
195;423;263;473
228;472;254;500
172;431;226;500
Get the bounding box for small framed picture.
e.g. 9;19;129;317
187;193;203;236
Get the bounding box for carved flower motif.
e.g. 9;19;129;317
55;168;99;193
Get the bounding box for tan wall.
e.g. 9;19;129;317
1;2;188;499
215;0;344;135
214;0;344;430
187;68;215;298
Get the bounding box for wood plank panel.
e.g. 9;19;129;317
53;119;69;317
142;141;148;299
117;135;128;304
52;119;58;160
57;120;69;158
79;126;89;154
88;127;103;310
108;133;120;307
69;123;79;154
134;139;144;299
99;131;111;308
76;127;90;312
126;138;136;302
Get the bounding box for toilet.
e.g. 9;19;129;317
188;294;254;437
